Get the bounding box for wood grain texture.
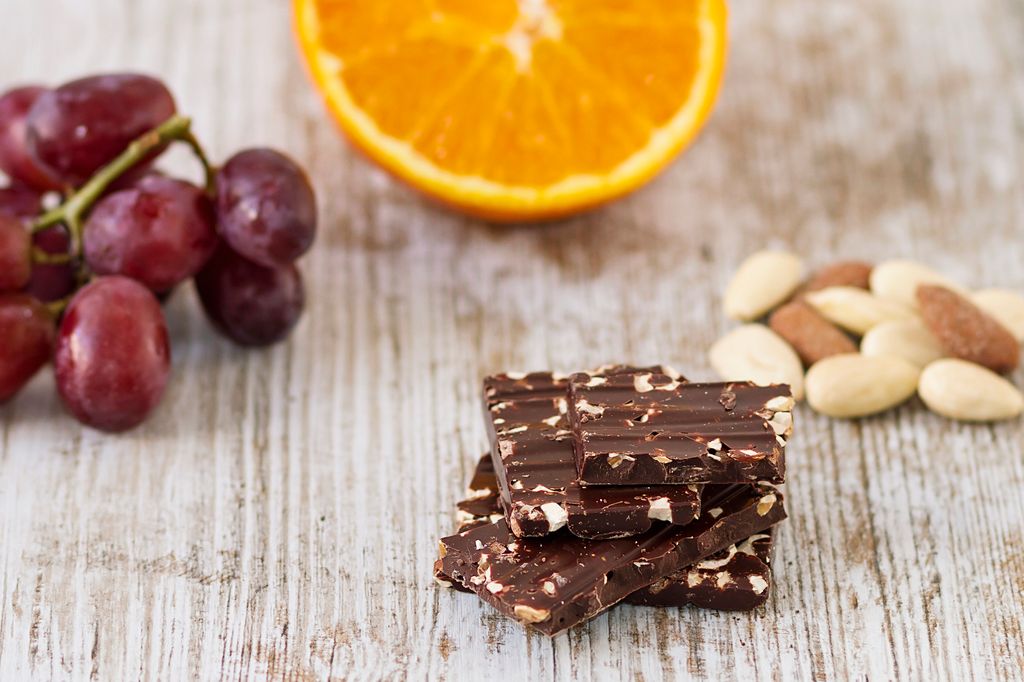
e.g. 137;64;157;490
2;0;1024;680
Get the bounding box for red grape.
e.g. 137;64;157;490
54;276;170;431
83;176;218;292
0;213;31;291
105;166;165;194
26;74;176;187
24;227;75;303
195;245;304;346
0;294;54;403
0;86;61;191
216;148;317;267
0;184;41;219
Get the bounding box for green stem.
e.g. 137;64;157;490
44;296;72;319
31;246;72;265
181;128;217;195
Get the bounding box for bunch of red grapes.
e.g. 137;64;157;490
0;73;317;432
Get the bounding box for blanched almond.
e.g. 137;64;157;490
869;259;966;308
709;324;805;400
724;251;804;321
804;286;917;336
805;353;920;418
918;359;1024;422
860;319;945;369
971;289;1024;342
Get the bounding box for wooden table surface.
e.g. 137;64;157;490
2;1;1024;680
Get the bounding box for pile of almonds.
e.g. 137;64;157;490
710;252;1024;422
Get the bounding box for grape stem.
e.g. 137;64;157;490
31;246;72;265
181;128;217;195
30;114;216;255
44;296;72;319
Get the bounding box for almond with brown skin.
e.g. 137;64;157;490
802;261;873;294
916;285;1020;374
769;301;856;366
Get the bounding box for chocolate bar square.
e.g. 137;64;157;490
484;370;703;539
568;369;793;485
440;455;776;611
435;481;786;635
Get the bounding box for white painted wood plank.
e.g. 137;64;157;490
1;0;1023;680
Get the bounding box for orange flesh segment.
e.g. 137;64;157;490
298;0;727;218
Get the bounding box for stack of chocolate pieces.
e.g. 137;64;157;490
434;366;794;635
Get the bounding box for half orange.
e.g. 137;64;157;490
294;0;728;222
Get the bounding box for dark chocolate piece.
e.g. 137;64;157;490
438;455;777;610
435;456;508;593
435;483;786;636
567;370;794;485
484;370;702;539
455;454;504;530
624;531;774;610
